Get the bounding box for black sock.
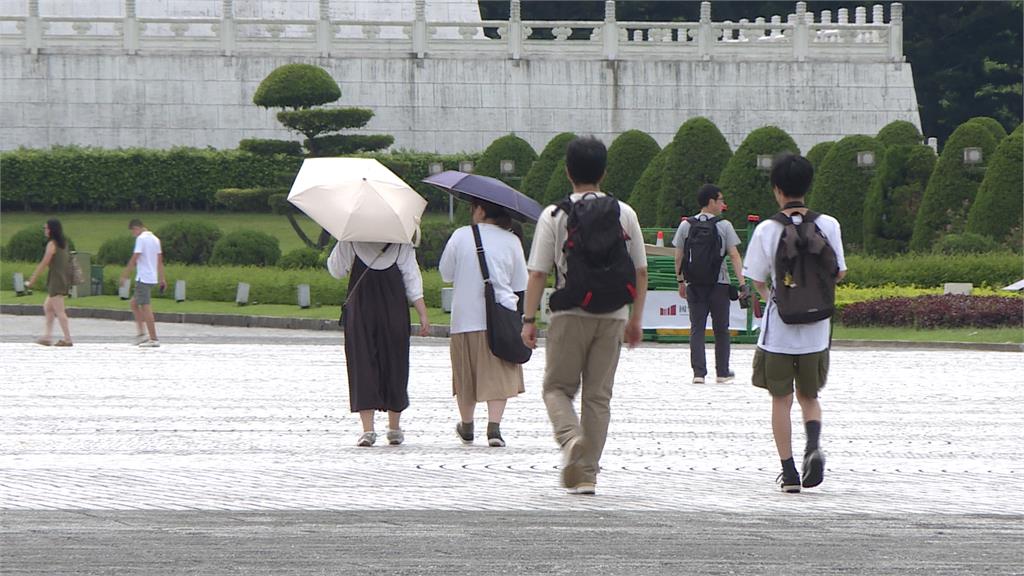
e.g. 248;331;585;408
781;457;798;476
805;420;821;453
487;422;500;436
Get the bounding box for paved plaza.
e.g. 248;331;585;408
1;315;1022;574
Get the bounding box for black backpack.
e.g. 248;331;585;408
548;193;637;314
680;216;724;287
769;203;840;324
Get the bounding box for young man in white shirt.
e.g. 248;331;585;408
120;219;166;347
521;136;648;495
742;154;847;493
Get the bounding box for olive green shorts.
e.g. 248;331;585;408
752;347;829;398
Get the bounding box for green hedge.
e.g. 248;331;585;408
604;130;660;203
659;117;732;227
475;134;537;187
0;147;300;211
932;233;1001;255
210;230;281;267
214;187;286;212
808;135;887;248
96;235;135;265
253;63;340;109
238;139;304;157
2;226;74;262
910;121;999;252
876;120;922;147
842;252;1021;288
630;143;673;227
966;125;1023;248
278;247;324;269
965;116;1008;143
522;132;575;201
862;144;936;256
806;141;834;172
719;126;800;225
541;157;573;206
156;220;223;265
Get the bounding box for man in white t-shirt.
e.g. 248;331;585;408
120;219;166;347
521;136;648;495
742;154;847;494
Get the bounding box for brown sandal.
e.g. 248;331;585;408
55;340;74;347
35;338;53;346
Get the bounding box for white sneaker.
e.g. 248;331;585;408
138;339;161;348
357;431;377;447
692;376;705;384
133;334;147;345
716;372;735;384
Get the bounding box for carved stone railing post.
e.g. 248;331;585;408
697;2;712;60
508;0;522;60
793;2;808;61
889;3;903;62
124;0;139;54
25;0;41;54
317;0;331;57
412;0;426;58
221;0;236;55
602;1;618;60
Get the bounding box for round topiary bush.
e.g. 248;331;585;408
156;221;223;265
718;126;800;225
253;64;341;109
966;124;1023;249
806;141;834;172
807;134;887;248
475;134;537;187
96;234;136;265
876;120;922;147
522;132;575;201
3;226;74;262
604;130;661;203
965;116;1008;143
541;157;573;206
932;232;1001;255
629;143;674;227
910;121;999;252
210;230;280;267
278;247;323;269
862;144;937;256
659;117;732;227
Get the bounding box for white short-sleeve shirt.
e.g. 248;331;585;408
133;230;162;284
439;223;528;335
742;212;847;355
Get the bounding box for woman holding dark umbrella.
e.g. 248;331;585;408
328;240;430;447
439;200;528;446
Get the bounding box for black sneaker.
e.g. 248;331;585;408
456;422;474;444
802;449;825;488
777;469;801;493
487;423;505;447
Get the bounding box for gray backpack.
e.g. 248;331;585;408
769;204;839;324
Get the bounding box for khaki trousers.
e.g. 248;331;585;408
542;314;625;484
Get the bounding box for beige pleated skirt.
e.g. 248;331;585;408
450;330;525;402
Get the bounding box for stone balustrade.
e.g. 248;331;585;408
0;0;903;62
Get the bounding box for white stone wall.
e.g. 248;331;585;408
0;50;919;154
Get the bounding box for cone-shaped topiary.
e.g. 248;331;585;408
966;124;1023;249
630;143;674;227
910;122;999;252
475;134;537;187
541;157;573;206
718;126;800;226
965;116;1008;143
862;144;937;255
876;120;922;147
522;132;575;201
604;130;661;203
253;64;341;109
658;118;731;227
806;141;834;172
807;135;887;248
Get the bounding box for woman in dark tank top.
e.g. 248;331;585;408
25;218;74;346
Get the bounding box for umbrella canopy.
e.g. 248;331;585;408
422;170;543;222
288;158;427;244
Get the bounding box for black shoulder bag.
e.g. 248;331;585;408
471;225;532;364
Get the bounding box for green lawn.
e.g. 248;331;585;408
2;290;1020;344
1;211;455;255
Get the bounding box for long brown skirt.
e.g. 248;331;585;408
450;331;525;403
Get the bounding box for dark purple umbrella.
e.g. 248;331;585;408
422;170;543;223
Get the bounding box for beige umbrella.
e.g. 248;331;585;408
288;158;427;244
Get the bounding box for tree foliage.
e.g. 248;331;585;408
522;132;575;201
806;141;834;172
541;156;572;206
659;117;731;227
876;120;923;148
719;126;800;226
966;124;1023;249
475;134;538;187
862;144;937;255
210;229;282;267
807;135;887;248
253;64;341;109
910;121;999;252
965;116;1008;143
277;108;375;141
604;130;661;203
629;143;674;227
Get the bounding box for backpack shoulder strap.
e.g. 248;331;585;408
769;212;792;226
550;196;573;218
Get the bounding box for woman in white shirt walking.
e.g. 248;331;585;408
439;200;529;447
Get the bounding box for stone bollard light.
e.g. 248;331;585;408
13;272;26;295
236;282;250;306
297;284;311;309
174;280;186;302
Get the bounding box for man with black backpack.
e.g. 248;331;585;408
742;154;847;494
521;136;648;496
673;184;745;384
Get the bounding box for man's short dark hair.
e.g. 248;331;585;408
565;136;607;186
770;153;814;199
697;184;721;208
128;218;144;229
